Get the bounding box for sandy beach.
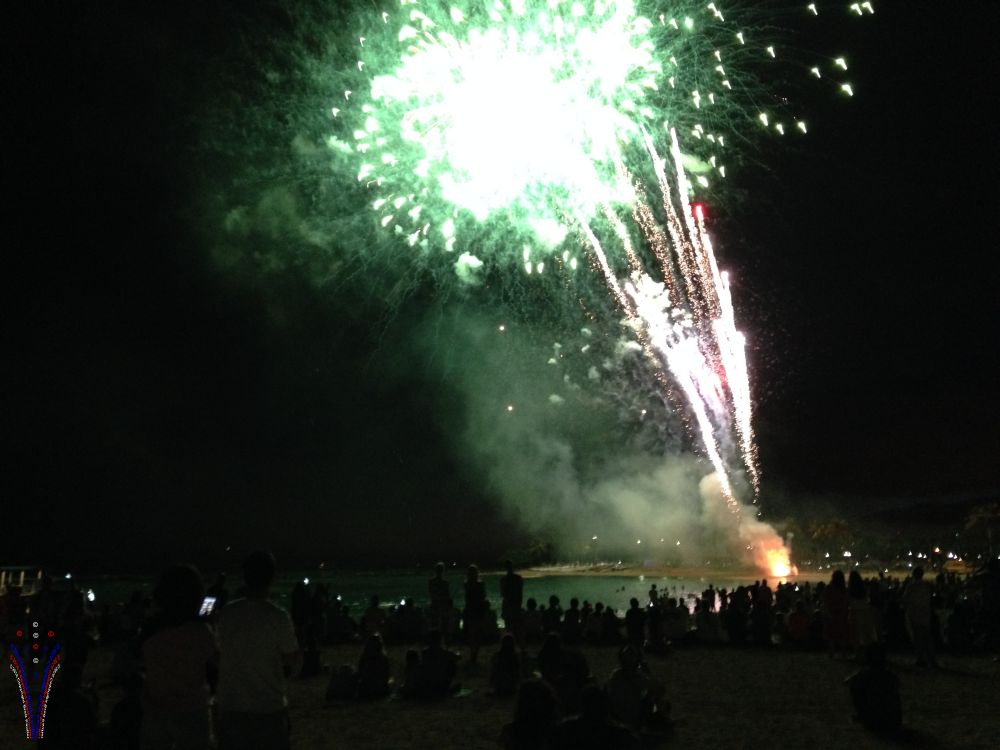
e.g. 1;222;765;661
3;641;997;749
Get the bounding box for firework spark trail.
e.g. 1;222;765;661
623;272;738;505
695;207;759;492
566;125;752;506
626;128;757;499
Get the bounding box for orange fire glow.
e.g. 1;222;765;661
762;545;796;578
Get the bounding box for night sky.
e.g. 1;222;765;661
7;1;999;570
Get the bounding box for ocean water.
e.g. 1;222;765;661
79;569;770;615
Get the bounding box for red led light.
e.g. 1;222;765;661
32;643;39;651
16;630;23;638
47;631;55;638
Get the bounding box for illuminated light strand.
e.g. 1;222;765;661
8;651;33;739
38;649;61;739
9;660;30;739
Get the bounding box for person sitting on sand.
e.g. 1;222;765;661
356;633;393;699
537;632;592;713
663;597;689;643
845;644;902;736
328;600;358;643
399;649;423;699
786;601;811;647
562;598;582;646
606;645;670;734
523;598;543;643
500;678;560;750
583;603;604;644
542;595;563;635
421;628;461;697
601;604;623;645
695;597;724;643
361;595;386;637
552;684;638;750
491;633;522;697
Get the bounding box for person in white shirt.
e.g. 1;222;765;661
901;566;937;668
216;551;301;750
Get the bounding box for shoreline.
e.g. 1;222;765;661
522;563;830;582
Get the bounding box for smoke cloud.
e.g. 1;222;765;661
418;304;788;569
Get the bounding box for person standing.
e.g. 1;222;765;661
463;565;488;665
901;566;937;668
139;564;218;750
499;559;524;644
428;562;452;634
216;551;301;750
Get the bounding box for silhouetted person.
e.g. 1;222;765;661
523;598;543;643
846;644;902;736
290;581;310;644
606;645;669;734
463;565;488;664
421;628;460;697
328;600;358;643
848;570;878;651
491;633;521;697
823;570;850;657
787;601;811;647
542;595;563;635
500;678;560;750
624;598;645;648
356;633;392;699
562;598;582;646
600;604;622;645
536;632;591;713
216;551;301;750
552;685;638;749
500;560;525;642
299;584;328;677
399;649;423;699
361;595;386;637
139;564;218;750
428;562;452;633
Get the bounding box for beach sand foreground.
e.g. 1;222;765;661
2;642;997;748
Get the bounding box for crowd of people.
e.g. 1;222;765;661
1;555;997;748
275;560;1000;663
